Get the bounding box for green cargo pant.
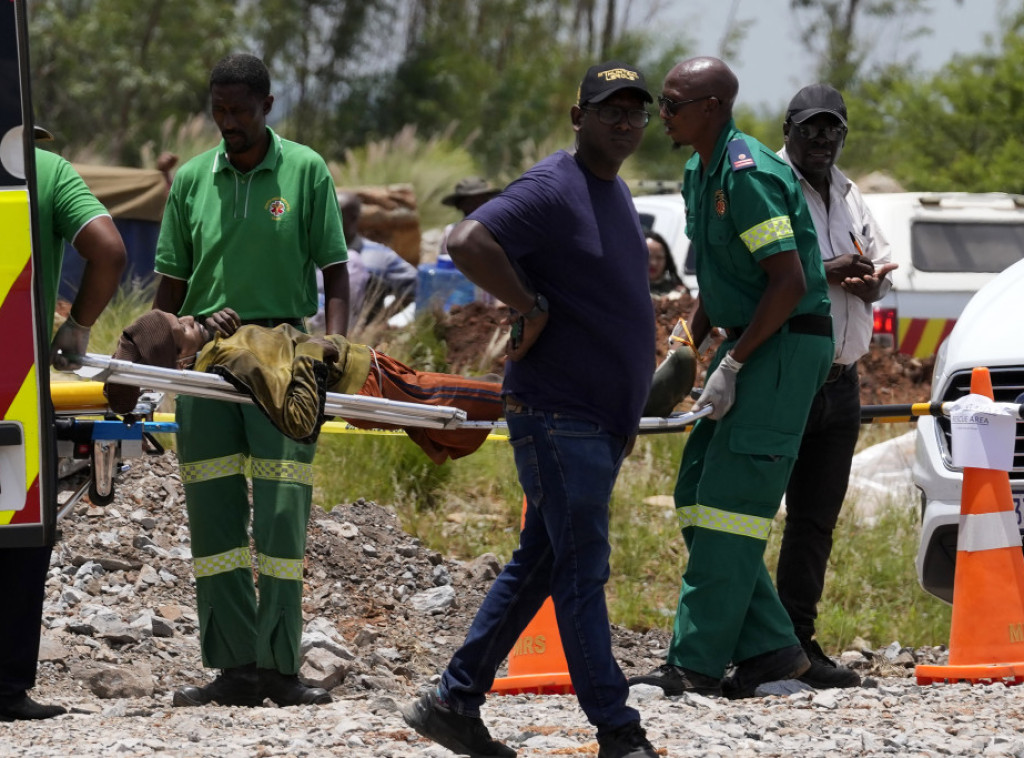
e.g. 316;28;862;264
176;394;316;674
667;330;832;678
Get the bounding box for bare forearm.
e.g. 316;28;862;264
154;276;187;314
322;263;351;336
69;217;126;325
70;257;122;326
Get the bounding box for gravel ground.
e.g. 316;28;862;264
1;334;983;758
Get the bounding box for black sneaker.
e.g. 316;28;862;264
798;638;861;689
0;695;66;721
259;668;333;706
627;663;722;696
172;663;262;707
721;644;810;700
401;689;516;757
597;720;659;758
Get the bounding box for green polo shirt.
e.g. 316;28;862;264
34;149;111;333
682;119;829;329
155;127;347;320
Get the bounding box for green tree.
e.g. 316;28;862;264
842;4;1024;192
29;0;242;165
338;0;687;175
249;0;398;156
790;0;955;90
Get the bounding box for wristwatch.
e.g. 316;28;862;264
522;293;549;320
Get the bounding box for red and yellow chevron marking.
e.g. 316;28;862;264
0;188;42;527
898;316;957;359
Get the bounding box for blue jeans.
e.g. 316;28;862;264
440;404;639;732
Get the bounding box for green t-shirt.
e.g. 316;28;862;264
155;127;347;320
34;149;110;333
682;119;830;328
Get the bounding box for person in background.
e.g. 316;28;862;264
0;125;126;721
776;83;897;689
629;56;833;699
402;61;661;758
646;229;686;296
438;177;502;258
152;53;349;709
337;190;417;323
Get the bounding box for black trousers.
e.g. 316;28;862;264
0;544;51;701
776;363;861;640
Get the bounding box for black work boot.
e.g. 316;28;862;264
172;663;262;707
0;694;67;721
798;637;861;688
721;644;811;699
401;688;516;757
627;663;722;696
259;668;332;706
597;720;659;758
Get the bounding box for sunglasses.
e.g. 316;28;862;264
581;105;650;129
657;94;714;116
791;123;847;142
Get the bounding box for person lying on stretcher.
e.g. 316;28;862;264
103;309;503;464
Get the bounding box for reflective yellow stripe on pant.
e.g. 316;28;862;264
176;395;316;675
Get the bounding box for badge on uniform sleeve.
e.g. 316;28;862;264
715;189;727;217
727;138;755;171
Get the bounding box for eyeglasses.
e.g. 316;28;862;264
581;105;650;129
791;122;847;142
657;94;714;116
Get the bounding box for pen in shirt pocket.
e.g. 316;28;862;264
848;230;866;256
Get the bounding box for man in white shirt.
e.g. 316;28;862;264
776;83;898;688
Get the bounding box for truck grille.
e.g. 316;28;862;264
937;367;1024;483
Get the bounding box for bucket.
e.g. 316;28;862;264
416;255;477;315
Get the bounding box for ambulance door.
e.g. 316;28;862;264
0;0;57;548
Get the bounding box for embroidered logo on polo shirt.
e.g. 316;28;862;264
715;189;727;217
266;197;290;220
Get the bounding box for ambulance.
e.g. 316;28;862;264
865;192;1024;358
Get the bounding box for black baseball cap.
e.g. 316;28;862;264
577;61;652;105
786;83;847;126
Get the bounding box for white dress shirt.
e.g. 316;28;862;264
780;147;893;365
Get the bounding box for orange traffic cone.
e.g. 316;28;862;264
916;367;1024;686
490;496;575;695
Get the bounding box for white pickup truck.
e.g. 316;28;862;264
633;190;1024;360
912;257;1024;603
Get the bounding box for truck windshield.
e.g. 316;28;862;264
912;221;1024;273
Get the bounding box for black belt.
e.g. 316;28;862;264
240;317;305;328
723;313;832;342
825;362;856;383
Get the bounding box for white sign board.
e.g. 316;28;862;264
950;393;1018;471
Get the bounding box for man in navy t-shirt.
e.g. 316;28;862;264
401;61;659;758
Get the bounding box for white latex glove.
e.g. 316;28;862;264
51;314;91;371
694;352;744;420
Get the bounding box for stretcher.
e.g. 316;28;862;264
74;353;712;434
51;354;713;517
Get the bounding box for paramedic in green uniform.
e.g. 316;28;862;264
152;54;349;709
629;57;834;699
0;128;126;721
